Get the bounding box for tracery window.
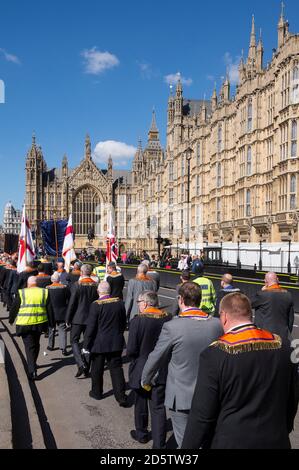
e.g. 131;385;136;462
73;186;101;236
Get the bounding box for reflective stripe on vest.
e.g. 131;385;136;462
93;266;106;280
16;288;48;326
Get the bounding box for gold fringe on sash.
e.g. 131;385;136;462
212;336;282;355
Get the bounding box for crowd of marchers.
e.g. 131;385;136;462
0;252;298;450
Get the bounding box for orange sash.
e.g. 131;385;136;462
213;325;282;355
179;308;209;319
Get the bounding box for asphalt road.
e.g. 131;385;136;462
1;285;299;449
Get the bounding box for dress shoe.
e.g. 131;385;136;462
89;391;103;401
61;349;69;356
47;346;54;352
75;366;88;378
130;430;150;444
28;372;38;381
119;397;130;408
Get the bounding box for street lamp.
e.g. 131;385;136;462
237;234;241;269
185;147;194;255
259;234;263;271
288;230;292;275
220;236;223;264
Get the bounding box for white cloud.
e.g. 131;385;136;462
93;140;137;168
0;48;21;65
206;74;215;82
164;73;193;87
137;61;160;80
223;52;240;85
81;47;119;75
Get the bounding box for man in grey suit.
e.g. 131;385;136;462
125;264;157;324
142;282;223;448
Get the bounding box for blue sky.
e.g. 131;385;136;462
0;0;299;220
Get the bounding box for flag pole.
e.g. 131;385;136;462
24;206;27;266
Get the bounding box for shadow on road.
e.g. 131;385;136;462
5;347;33;449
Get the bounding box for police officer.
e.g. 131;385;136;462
93;263;106;283
9;276;53;381
193;268;216;316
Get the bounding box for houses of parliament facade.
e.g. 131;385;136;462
25;9;299;252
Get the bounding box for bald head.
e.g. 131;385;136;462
220;293;252;333
98;282;111;296
222;274;233;287
265;272;279;287
27;276;37;288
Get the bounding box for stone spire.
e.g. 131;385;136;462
168;86;175;125
239;50;246;82
278;2;288;48
62;154;68;177
148;108;160;142
248;15;257;63
85;134;92;160
223;74;230;101
108;155;113;179
211;84;218;112
257;29;264;71
175;75;183;119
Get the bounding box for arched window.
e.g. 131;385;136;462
217;163;221;188
197;143;201;166
196;175;201;196
73;186;102;236
246;190;251;217
247;146;252;176
247;100;253;132
292;66;299;104
290;175;297;210
291;120;297;157
218;126;222;153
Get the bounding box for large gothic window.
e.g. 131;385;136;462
73;186;102;236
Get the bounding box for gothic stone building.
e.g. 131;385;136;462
124;10;299;252
25;134;130;249
26;10;299;253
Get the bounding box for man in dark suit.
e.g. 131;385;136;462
106;262;125;300
252;272;294;343
127;291;171;448
182;292;299;449
83;282;127;406
36;264;52;288
142;283;223;448
17;262;38;290
67;262;82;286
214;274;240;318
66;264;98;378
47;272;71;355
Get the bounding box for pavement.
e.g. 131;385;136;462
0;286;299;449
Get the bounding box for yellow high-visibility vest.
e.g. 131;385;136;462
16;287;48;326
193;277;216;316
93;266;106;281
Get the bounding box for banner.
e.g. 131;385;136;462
41;220;68;257
4;234;19;255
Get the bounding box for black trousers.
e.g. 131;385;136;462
22;332;42;375
91;352;126;403
134;385;167;449
71;324;87;369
